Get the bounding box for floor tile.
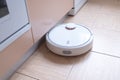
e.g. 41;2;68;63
94;14;116;30
9;73;36;80
64;0;120;57
113;15;120;32
65;18;120;57
92;27;120;57
17;43;74;80
99;0;120;15
67;52;120;80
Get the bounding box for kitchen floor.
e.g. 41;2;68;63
10;0;120;80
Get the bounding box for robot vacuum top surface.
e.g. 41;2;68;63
47;23;93;47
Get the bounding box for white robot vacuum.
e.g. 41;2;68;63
46;23;93;56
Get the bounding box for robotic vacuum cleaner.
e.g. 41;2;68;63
46;23;93;56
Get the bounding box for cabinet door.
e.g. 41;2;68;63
27;0;73;42
0;30;33;80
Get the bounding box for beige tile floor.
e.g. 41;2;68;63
10;0;120;80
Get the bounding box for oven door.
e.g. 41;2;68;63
0;0;31;51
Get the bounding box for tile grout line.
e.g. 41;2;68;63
16;72;39;80
66;63;75;80
92;51;120;59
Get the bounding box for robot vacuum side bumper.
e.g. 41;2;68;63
46;34;93;56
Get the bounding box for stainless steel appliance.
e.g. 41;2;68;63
0;0;31;51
